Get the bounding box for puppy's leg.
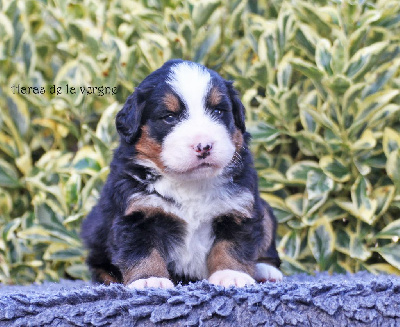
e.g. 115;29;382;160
122;249;174;290
256;200;283;282
207;240;255;287
110;213;184;289
82;206;123;285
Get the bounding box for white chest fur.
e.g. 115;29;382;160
129;176;254;280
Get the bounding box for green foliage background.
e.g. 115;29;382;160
0;0;399;284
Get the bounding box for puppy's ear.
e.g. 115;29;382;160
225;81;246;133
116;89;147;144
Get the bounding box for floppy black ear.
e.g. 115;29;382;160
225;81;246;133
116;89;147;144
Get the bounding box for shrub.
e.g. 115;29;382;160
0;0;399;284
244;0;400;275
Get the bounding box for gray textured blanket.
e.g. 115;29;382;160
1;272;399;326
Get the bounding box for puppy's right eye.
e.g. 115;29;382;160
163;114;177;124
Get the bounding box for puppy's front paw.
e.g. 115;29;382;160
208;269;255;288
127;277;174;289
254;263;283;282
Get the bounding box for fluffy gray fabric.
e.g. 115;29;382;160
1;272;399;326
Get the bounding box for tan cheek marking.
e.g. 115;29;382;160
135;126;166;171
163;93;180;112
209;86;222;107
122;249;170;285
207;240;254;277
232;128;244;152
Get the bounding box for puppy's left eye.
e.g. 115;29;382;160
212;109;223;116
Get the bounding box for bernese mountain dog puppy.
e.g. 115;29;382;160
81;59;282;289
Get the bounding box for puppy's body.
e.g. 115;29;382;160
81;60;282;288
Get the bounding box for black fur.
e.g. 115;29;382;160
225;80;246;134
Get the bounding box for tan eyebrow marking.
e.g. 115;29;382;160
163;93;180;112
209;86;222;107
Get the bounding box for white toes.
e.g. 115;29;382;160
208;269;255;288
127;277;174;289
254;263;283;282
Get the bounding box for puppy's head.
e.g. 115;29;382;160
116;60;246;180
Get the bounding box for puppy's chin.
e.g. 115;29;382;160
165;163;225;181
133;158;226;182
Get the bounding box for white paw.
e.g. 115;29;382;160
208;269;255;288
127;277;174;289
254;263;283;282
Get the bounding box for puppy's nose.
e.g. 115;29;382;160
193;143;213;159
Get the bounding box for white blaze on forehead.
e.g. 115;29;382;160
167;62;211;117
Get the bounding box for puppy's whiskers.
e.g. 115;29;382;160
230;151;243;168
